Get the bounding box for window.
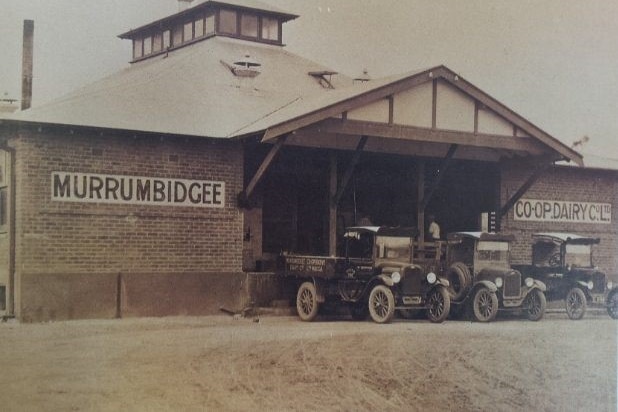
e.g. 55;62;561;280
219;9;238;34
241;14;258;38
172;24;183;46
261;17;279;41
195;17;205;38
153;32;162;53
143;36;152;55
163;30;171;49
205;14;215;34
133;38;143;59
184;21;193;41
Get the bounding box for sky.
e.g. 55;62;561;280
1;0;617;158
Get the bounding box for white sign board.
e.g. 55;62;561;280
514;198;611;224
51;172;225;208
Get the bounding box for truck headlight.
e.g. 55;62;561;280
525;278;534;288
495;277;503;288
587;280;594;290
391;272;401;284
426;272;437;284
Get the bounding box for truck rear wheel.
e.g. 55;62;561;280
565;287;586;320
368;285;395;324
472;287;498;322
296;282;319;321
427;286;450;323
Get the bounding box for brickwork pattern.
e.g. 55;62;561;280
501;164;618;279
12;129;244;275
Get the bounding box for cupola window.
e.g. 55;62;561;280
121;1;298;63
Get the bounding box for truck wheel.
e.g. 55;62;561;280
447;262;472;301
350;303;369;321
427;286;450;323
472;287;498;322
368;285;395;324
523;289;546;321
296;282;319;321
565;287;587;320
607;290;618;319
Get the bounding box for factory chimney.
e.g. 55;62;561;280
21;19;34;111
178;0;194;12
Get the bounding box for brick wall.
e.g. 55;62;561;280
501;164;618;279
9;127;246;320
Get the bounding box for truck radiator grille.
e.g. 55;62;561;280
592;272;606;293
504;272;521;298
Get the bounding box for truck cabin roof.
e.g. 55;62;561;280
447;232;515;243
344;226;418;238
532;233;600;246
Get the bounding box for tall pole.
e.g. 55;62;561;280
21;20;34;111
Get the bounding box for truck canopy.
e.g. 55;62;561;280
533;233;600;245
447;232;515;243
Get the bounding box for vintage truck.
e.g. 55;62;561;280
277;226;451;324
514;233;618;320
444;232;547;322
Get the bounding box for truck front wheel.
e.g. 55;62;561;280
472;287;498;322
427;286;450;323
565;287;586;320
368;285;395;324
296;282;320;321
523;289;546;321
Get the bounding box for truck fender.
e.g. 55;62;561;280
307;278;327;303
435;278;450;288
531;279;547;292
473;280;498;293
377;274;395;287
575;281;591;291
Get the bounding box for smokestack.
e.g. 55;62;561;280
21;19;34;111
178;0;194;12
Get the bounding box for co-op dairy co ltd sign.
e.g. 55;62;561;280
51;172;225;208
514;198;611;224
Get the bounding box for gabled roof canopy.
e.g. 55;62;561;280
252;65;583;166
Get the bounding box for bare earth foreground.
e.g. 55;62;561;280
0;313;616;412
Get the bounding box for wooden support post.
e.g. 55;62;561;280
329;152;338;256
332;135;368;206
420;144;458;210
417;159;426;252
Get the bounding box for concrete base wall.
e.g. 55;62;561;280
18;271;291;323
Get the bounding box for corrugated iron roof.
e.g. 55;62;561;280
11;36;351;138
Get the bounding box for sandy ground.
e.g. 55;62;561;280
0;312;616;412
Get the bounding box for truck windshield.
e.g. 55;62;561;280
477;241;509;262
565;244;592;267
376;236;411;262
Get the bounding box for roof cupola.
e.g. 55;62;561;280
119;0;299;63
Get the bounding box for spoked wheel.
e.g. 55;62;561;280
523;289;547;321
607;291;618;319
368;285;395;324
296;282;319;321
472;287;498;322
565;287;587;320
426;287;450;323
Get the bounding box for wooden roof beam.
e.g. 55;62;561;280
315;119;547;154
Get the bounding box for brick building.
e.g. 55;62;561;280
0;0;614;321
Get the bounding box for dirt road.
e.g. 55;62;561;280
0;313;616;411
